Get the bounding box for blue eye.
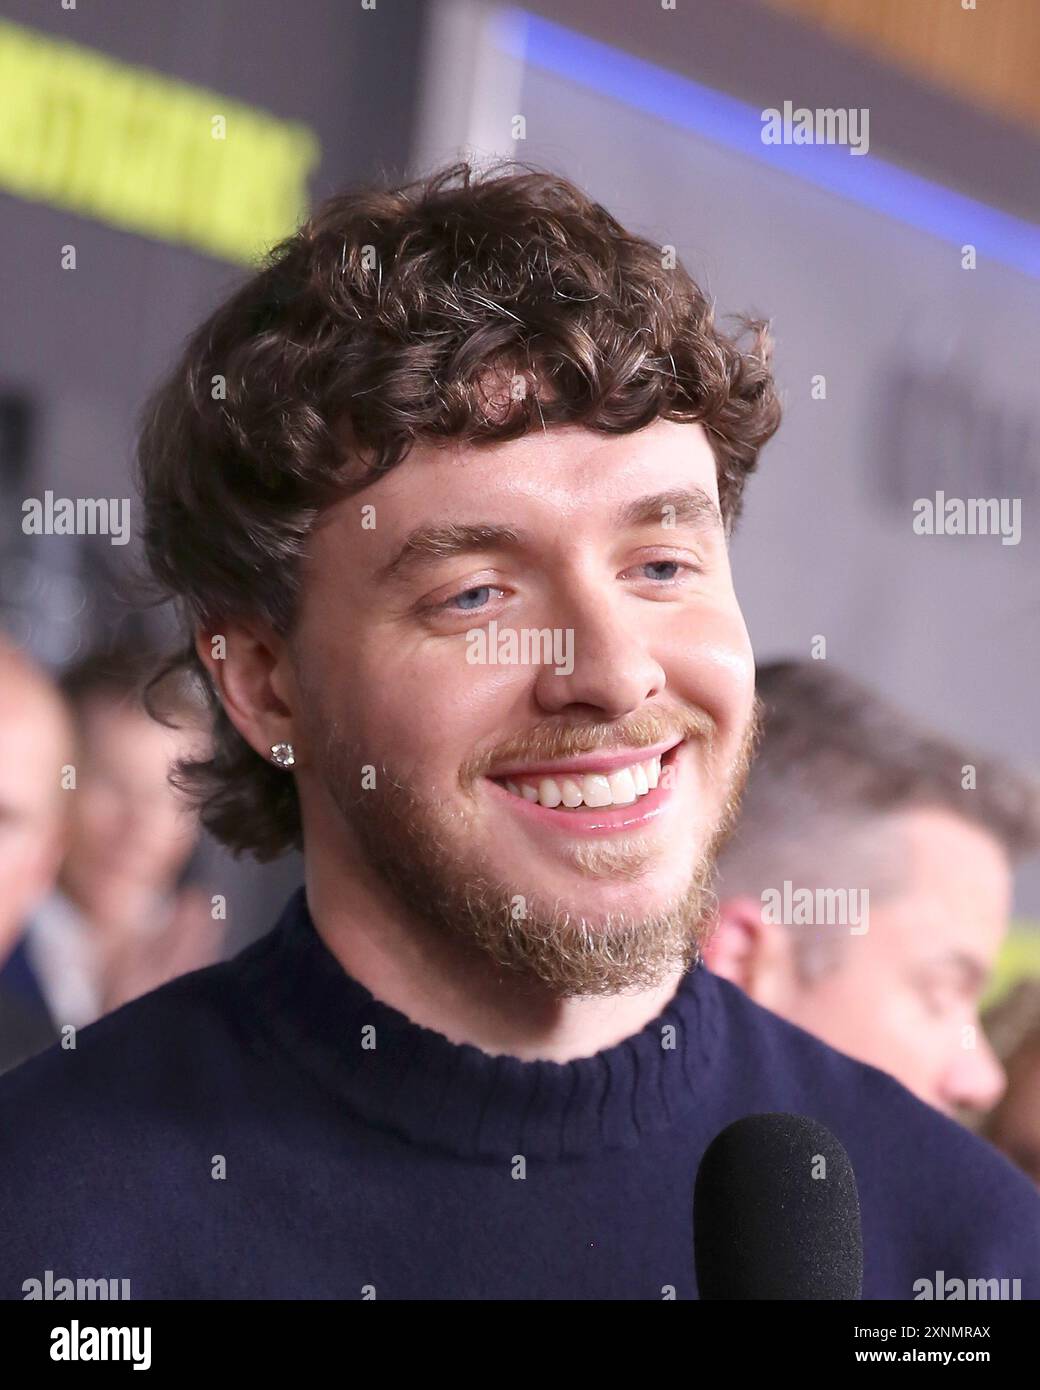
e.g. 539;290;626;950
643;561;682;581
425;582;507;618
634;559;701;583
447;585;494;611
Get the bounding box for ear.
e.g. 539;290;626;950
703;894;777;995
194;619;300;765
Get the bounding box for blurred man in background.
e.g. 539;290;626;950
981;978;1040;1187
0;635;75;1073
705;659;1040;1123
20;645;221;1033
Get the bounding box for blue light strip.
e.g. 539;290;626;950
494;8;1040;281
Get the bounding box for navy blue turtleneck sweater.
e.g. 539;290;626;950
1;885;1038;1300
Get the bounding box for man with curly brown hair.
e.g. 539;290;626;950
1;161;1038;1301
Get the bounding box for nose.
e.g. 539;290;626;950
531;586;666;720
938;1029;1006;1116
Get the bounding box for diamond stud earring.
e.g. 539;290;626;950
270;742;296;769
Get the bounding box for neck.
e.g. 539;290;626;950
59;874;158;938
303;836;685;1063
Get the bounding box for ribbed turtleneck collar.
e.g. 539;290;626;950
240;886;720;1162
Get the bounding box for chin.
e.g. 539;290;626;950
491;851;699;919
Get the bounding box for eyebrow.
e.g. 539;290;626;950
926;951;989;994
375;486;724;586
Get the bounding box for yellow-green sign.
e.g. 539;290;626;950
0;19;321;264
984;925;1040;1009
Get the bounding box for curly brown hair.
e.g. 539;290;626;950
134;158;782;861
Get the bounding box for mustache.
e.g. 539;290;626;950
465;706;719;783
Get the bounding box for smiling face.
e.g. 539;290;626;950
282;416;757;996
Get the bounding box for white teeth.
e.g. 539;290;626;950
581;774;613;808
560;778;584;808
607;767;638;806
537;777;562;808
497;752;669;808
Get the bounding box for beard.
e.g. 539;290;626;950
313;705;760;1000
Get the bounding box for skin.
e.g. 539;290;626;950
0;646;76;967
59;697;203;928
200;417;758;1061
58;697;218;1010
705;807;1010;1118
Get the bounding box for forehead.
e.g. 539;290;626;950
899;807;1011;899
873;807;1011;959
344;418;720;532
79;698;200;772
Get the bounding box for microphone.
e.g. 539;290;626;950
693;1113;863;1299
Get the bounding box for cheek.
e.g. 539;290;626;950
0;827;40;880
666;607;755;744
342;637;514;783
312;588;755;781
845;981;949;1069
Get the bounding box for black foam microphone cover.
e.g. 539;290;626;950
693;1112;863;1299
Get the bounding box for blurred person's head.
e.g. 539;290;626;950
58;646;208;926
980;979;1040;1187
0;636;76;963
706;660;1040;1120
134;159;782;998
